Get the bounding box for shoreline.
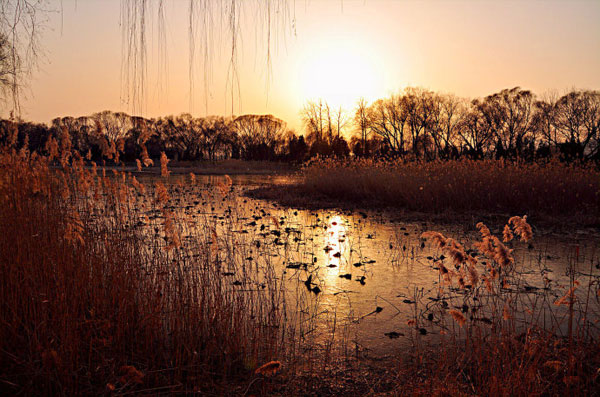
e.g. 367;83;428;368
246;184;600;234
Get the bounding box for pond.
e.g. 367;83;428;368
135;173;600;357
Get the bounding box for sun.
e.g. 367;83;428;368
298;41;384;111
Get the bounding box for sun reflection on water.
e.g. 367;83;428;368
323;215;348;283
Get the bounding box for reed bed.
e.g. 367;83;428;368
0;147;295;395
293;158;600;222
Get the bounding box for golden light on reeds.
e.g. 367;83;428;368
64;210;84;245
142;146;154;167
474;222;514;269
301;158;599;221
1;118;599;395
217;174;232;196
163;211;181;250
502;224;514;243
421;231;447;249
508;215;533;242
210;228;219;255
155;181;169;203
131;176;145;194
421;231;475;272
255;360;282;376
160;152;170;177
554;281;580;306
449;310;466;327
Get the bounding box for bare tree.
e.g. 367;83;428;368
368;95;407;155
403;87;435;157
0;0;48;113
457;101;494;158
92;111;134;143
533;91;560;148
354;97;371;156
120;0;291;114
302;100;327;146
554;90;600;160
232;114;286;160
0;34;12;96
427;94;464;158
479;87;536;157
198;116;232;161
333;106;348;140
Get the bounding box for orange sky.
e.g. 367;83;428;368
14;0;600;132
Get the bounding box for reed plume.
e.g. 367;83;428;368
508;215;533;242
449;310;466;326
255;361;282;376
160;152;170;177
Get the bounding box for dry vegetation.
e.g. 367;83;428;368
253;158;600;225
0;144;292;394
1;135;599;395
396;218;600;396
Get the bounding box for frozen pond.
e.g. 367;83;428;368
132;173;600;356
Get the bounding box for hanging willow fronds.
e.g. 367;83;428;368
120;0;292;116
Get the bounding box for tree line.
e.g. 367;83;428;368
1;87;598;164
343;87;600;162
0;111;309;163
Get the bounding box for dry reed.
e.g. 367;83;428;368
293;158;600;222
0;146;292;394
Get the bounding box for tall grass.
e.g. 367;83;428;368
394;216;600;395
296;158;600;221
0;147;289;394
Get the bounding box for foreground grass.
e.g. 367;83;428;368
0;149;290;395
250;158;600;226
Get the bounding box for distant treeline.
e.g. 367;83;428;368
1;87;598;163
0;112;309;163
319;87;599;162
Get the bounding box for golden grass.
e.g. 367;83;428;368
298;158;600;221
402;217;600;396
0;148;290;394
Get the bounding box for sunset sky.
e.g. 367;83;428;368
16;0;600;132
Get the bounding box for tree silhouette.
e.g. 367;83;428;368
368;95;407;155
554;90;600;160
232;114;286;160
0;0;47;113
354;97;371;157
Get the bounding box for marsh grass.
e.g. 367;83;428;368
395;217;600;395
0;148;294;394
258;158;600;225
